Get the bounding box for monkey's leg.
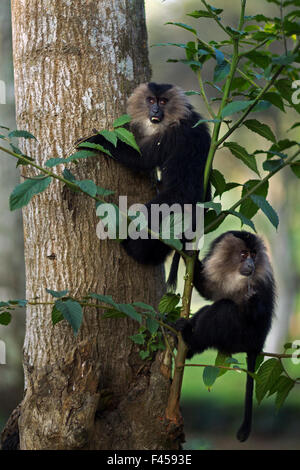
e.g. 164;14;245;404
236;352;257;442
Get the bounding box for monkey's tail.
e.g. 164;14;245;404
166;252;181;292
236;353;257;442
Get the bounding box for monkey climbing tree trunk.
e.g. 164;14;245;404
9;0;181;450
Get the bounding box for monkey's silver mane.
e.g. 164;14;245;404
202;233;274;304
126;83;191;141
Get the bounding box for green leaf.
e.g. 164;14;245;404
165;22;197;36
214;61;230;83
132;302;156;313
221;100;255;118
275;376;295;409
9;176;52;211
227;210;256;231
45;158;69;168
113;114;131;128
204;210;226;234
210;169;226;196
202;201;222;215
8;129;37;140
130;333;145;345
224;142;259;176
46;288;69;298
98;130;118;147
146;317;160;335
203;366;220;389
256;358;283;404
263;92;285;112
215;352;230;378
51;305;64;325
114;128;140;154
159;293;181;314
263;159;284;172
88;293;119;309
187;10;215;18
244;119;276;143
117;304;142;324
0;312;12;325
76;143;112;157
96;185;115;197
55;300;83;335
140;350;150;360
250;195;279;229
239;180;269;220
290;162;300;178
76;179;98;197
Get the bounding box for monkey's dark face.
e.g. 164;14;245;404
126;82;191;136
146;95;168;124
239;250;256;277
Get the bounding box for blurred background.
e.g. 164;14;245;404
0;0;299;450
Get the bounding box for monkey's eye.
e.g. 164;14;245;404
159;98;168;106
251;251;257;259
240;250;249;260
147;97;156;105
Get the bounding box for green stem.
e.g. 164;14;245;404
196;69;216;119
166;253;196;422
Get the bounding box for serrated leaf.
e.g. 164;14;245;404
263;92;285;112
114;128;140;154
8;129;37;140
76;143;112;157
10;176;52;211
51;305;64;325
214;61;230;83
159;293;180;314
45;158;69;168
0;312;12;325
113;114;131;128
291;163;300;178
98;130;118;147
76;179;98;197
227;210;256;231
244;119;276;143
187;10;215;18
263;159;284;172
240;179;269;220
165;22;197;36
46;288;69;298
140;350;150;360
130;333;145;345
210;169;226;196
117;304;142;324
256;358;283;404
55;300;83;335
250;195;279;229
221;100;255;118
146;317;159;335
275;376;295;409
202;202;222;215
203;366;220;389
88;293;118;309
224;142;259;175
132;302;156;313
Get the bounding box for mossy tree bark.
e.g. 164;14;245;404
9;0;182;450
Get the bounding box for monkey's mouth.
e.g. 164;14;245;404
151;116;161;123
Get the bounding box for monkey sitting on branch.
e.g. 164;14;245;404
77;82;211;283
176;230;276;442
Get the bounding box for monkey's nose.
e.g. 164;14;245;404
241;259;255;276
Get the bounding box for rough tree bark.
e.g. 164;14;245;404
7;0;183;450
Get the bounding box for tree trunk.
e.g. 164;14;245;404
9;0;182;450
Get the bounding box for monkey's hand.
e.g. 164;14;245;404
174;317;189;332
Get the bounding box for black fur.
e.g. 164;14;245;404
176;231;276;442
78;83;211;269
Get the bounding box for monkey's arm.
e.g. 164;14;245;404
176;299;240;358
77;133;158;173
